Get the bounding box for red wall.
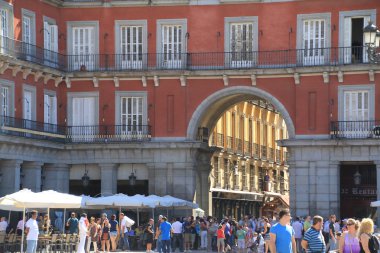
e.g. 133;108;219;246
1;0;379;138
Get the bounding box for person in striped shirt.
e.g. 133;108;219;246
302;216;326;253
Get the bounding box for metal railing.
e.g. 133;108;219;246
235;138;243;154
330;121;380;139
244;141;251;156
216;133;224;147
0;116;151;143
252;143;260;159
261;145;267;160
0;36;373;73
268;147;275;162
226;136;233;153
275;149;281;164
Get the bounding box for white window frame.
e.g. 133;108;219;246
22;84;36;121
224;16;258;68
338;9;376;64
115;20;147;70
44;90;57;125
67;21;99;71
156;19;187;69
0;78;14;117
338;84;375;138
0;1;13;55
115;91;147;138
43;16;59;67
297;13;331;66
21;9;35;45
67;92;99;126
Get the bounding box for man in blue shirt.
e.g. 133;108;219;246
159;216;173;253
269;209;296;253
66;212;78;234
301;215;326;253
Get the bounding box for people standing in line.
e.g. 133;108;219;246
301;215;326;253
292;217;303;253
0;217;8;236
171;217;183;252
183;216;194;252
200;218;208;250
303;216;311;234
263;218;271;253
16;217;25;236
236;225;246;253
67;212;79;234
145;223;154;253
101;217;111;253
358;218;376;253
159;216;173;253
78;213;88;253
217;224;226;253
339;218;360;253
326;214;337;252
25;210;39;253
322;218;330;246
155;215;164;253
42;214;51;235
109;214;119;252
120;212;131;251
269;209;296;253
89;217;100;253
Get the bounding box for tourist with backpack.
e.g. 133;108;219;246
358;218;379;253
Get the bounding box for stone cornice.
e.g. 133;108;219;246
280;138;380;147
42;0;299;8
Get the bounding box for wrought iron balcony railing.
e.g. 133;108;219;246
252;143;260;159
244;141;251;156
275;149;281;164
0;36;374;73
330;121;380;139
226;136;233;153
235;138;243;155
261;145;267;160
0;116;151;143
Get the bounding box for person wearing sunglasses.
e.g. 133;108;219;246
339;219;360;253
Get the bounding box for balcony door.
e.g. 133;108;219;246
72;97;96;140
161;25;183;69
72;27;95;70
44;94;57;132
343;90;370;138
120;26;143;69
120;97;143;138
342;16;370;64
0;9;9;54
22;16;32;58
302;19;326;65
230;23;254;68
44;21;58;67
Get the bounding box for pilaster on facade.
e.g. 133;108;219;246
43;163;70;193
99;163;119;196
0;159;23;196
21;161;44;192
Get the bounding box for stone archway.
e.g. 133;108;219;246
187;86;295;216
187;86;295;140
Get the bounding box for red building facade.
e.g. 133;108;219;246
0;0;379;220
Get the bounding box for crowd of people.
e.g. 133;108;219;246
4;208;380;253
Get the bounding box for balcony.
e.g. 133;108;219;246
235;138;243;155
268;147;275;162
226;136;233;153
252;143;260;159
275;149;281;164
244;141;251;157
331;121;380;139
261;145;267;160
0;36;374;74
0;116;151;143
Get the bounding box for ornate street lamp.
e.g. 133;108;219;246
129;164;137;186
82;165;90;187
363;21;380;63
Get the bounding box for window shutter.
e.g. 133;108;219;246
44;22;50;50
44;94;49;123
52;96;57;124
343;17;352;64
50;25;58;52
363;16;370;63
1;9;8;37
